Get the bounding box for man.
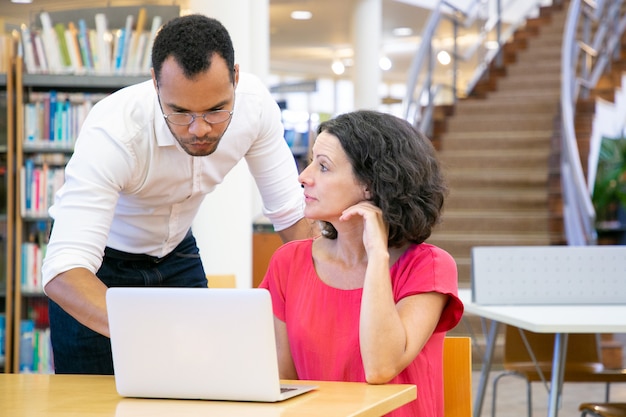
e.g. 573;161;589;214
42;14;314;375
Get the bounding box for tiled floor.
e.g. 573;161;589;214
471;333;626;417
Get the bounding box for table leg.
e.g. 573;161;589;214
473;319;500;417
547;333;568;417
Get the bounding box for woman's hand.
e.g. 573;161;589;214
339;201;388;257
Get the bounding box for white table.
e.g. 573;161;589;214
459;289;626;417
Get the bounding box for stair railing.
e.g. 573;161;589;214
560;0;626;245
401;0;551;135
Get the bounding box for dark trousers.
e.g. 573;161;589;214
49;231;207;374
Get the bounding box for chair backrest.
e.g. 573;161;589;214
444;336;473;417
206;274;237;288
503;326;604;376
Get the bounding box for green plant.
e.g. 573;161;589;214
592;136;626;222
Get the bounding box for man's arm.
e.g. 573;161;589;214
276;217;319;243
44;267;111;337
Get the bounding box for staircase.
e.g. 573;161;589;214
426;4;567;289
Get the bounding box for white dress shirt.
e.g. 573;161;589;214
42;73;303;288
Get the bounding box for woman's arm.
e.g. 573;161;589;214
273;316;299;380
341;201;448;384
360;287;447;384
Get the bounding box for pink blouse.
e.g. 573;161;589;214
260;238;464;417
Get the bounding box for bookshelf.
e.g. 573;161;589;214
10;5;179;373
21;6;179;77
13;56;151;373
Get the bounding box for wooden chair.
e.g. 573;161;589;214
444;336;472;417
206;274;236;288
580;403;626;417
492;326;626;417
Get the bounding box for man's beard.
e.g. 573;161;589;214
176;135;223;156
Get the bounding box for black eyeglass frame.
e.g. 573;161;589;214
156;89;235;126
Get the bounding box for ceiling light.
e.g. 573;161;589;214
290;10;312;20
437;50;451;65
379;56;392;71
392;27;413;37
11;0;33;3
331;60;345;75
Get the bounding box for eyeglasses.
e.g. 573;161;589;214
163;109;234;126
156;90;235;126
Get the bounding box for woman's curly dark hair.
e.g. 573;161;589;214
317;110;447;247
152;14;236;83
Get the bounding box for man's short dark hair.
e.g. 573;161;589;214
151;14;235;82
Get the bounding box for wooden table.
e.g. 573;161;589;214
1;373;417;417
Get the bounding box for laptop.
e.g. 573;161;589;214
106;287;317;402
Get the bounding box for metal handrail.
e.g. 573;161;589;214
560;0;626;245
402;0;549;134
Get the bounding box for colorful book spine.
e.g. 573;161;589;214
48;90;57;141
53;22;72;69
77;19;93;71
19;320;35;373
39;12;62;73
141;15;162;73
94;13;111;74
65;22;84;74
20;24;37;73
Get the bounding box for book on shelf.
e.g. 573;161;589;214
21;241;43;293
39;12;63;74
0;314;4;363
21;160;65;218
65;22;84;74
18;7;165;76
119;14;134;72
19;319;34;372
32;33;49;73
20;24;38;74
0;91;6;146
53;23;72;70
19;320;53;374
142;15;162;74
93;13;111;74
23;90;105;146
77;19;94;71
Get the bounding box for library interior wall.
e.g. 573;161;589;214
189;0;266;288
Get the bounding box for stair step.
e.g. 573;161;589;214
506;61;562;75
453;101;558;115
441;150;549;169
516;49;563;62
446;114;556;132
486;87;561;99
442;130;553;140
445;171;547;189
445;189;548;210
442;133;552;151
496;74;561;89
441;209;549;224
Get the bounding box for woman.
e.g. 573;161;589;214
260;110;464;416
